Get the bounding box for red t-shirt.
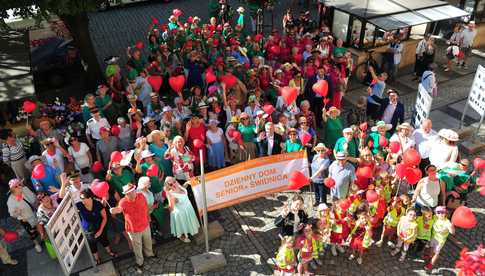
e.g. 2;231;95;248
119;193;149;233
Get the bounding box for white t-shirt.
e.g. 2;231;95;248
416;177;441;208
42;148;65;172
413;129;438;159
206;128;223;144
85;117;110;140
68;142;91;169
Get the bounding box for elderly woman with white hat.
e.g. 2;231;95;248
334;128;359;160
389;122;416;155
367;121;392;155
7;178;43;253
429;129;460;170
206;119;225;169
323;106;343;150
310;143;331;206
135;150;164;200
238;112;258;160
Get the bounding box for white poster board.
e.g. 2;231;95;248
413;83;433;127
467;64;485;116
45;192;93;275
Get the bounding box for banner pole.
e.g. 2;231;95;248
199;149;210;253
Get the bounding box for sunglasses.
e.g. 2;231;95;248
436;211;446;214
241;118;249;121
300;122;307;124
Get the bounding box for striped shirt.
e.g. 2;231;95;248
2;141;25;164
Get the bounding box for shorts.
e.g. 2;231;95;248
429;238;445;254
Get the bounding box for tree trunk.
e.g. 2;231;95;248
61;12;103;91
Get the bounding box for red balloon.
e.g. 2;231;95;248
355;176;369;190
193;139;204;149
172;8;182;17
478;174;485;187
324;177;335;188
389;141;401;153
356;166;373;179
110;151;123;163
3;231;18;243
146;164;159;177
480;186;485;196
366;190;378;203
254;33;263;42
205;69;217;84
473;158;485;170
135;40;144;49
280;86;297;105
23;100;37;113
323;98;331;106
312;80;329;97
91;161;103;173
395;163;408;179
288;171;309;190
452;206;477;229
301;132;312;145
220;74;238;89
151;16;159;25
379;136;388;147
404;167;422;185
339;198;351;211
403;148;421;167
227;128;235;139
32;164;45;180
270;45;281;55
111;125;120;137
263;104;275;115
147;75;163;92
359;122;368;132
169;75;186;93
90;180;109;199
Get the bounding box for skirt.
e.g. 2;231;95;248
207;142;225;169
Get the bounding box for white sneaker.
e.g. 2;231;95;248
348;254;355;260
34;243;42;253
337;245;345;253
180;237;191;243
331;246;338;256
376;240;383;247
357;257;362;265
6;259;18;265
399;253;406;262
387;241;395;248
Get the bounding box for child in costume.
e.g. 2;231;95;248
330;199;351;256
295;224;318;275
346;204;373;265
275;236;297;276
391;207;418;262
368;185;387;229
376;196;405;248
413;206;435;257
424;206;455;271
314;204;332;265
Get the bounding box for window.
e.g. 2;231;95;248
363;23;376;48
350;18;363;47
476;0;485;23
333;10;350;42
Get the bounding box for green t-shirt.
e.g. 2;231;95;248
109;168;135;195
416;215;436;241
141;160;164;194
367;132;391;155
285;140;303;153
334;137;358;158
238;124;256;142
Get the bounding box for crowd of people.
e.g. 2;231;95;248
0;2;482;275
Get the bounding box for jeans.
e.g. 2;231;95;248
313;182;329;204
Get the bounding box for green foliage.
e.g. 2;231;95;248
0;0;106;29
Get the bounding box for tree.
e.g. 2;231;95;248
1;0;105;89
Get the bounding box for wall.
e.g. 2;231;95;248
472;23;485;47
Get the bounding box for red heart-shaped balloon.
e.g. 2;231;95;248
110;151;123;163
263;104;275;115
270;45;281;55
404;167;422;185
172;8;182;17
254;33;263;42
324;177;335;188
312;80;329;97
3;231;18;243
339;198;351;211
323;98;331;105
147;75;163;92
403;148;421;167
91;161;103;173
452;206;477;229
151;16;159;25
379;136;388;147
389;141;400;153
395;163;408;179
280;86;297;105
301;132;312;145
220;74;238;89
135;40;144;49
111;125;120;136
169;75;186;93
288;171;309;190
193;139;204;149
23;100;37;113
205;69;217;84
32;164;45;180
91;180;109;199
366;190;378;203
356;166;373;179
